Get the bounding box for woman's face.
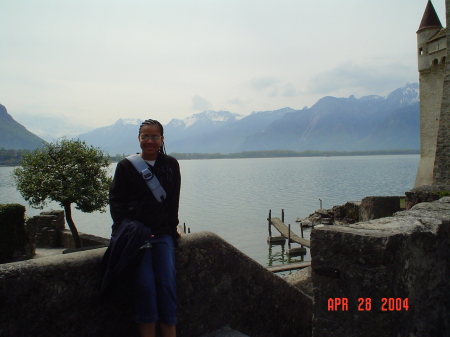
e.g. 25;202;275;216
138;124;164;161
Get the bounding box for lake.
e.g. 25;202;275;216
0;154;419;268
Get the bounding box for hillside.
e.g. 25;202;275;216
0;105;45;150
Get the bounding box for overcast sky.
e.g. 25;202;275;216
1;0;446;127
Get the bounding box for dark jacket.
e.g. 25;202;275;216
100;218;152;298
109;154;181;238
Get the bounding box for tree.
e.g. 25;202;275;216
13;138;112;248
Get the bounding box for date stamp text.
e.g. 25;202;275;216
327;298;409;311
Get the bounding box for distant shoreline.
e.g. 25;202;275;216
1;149;420;166
168;149;420;160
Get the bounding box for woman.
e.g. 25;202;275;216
109;119;181;337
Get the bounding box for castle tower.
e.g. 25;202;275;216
414;0;448;187
433;0;450;185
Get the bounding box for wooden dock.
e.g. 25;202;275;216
267;261;311;273
270;217;310;248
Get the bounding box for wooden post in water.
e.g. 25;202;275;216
287;221;307;256
183;223;186;234
282;209;284;223
268;209;272;237
300;221;304;239
288;224;291;249
267;210;286;244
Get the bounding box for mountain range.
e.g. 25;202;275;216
75;83;420;154
1;83;420;155
240;84;420;152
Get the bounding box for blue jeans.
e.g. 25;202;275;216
133;235;177;325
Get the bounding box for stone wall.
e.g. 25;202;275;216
433;0;450;185
415;66;445;187
311;197;450;337
303;196;404;226
0;232;313;337
25;210;109;251
26;210;65;247
3;199;449;336
414;0;450;187
359;196;403;221
405;184;450;209
61;231;109;250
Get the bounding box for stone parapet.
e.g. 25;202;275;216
61;230;109;249
0;231;312;337
311;198;450;337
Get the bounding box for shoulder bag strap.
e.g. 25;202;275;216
126;154;167;202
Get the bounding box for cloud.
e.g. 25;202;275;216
308;61;415;96
228;97;243;105
250;76;298;98
250;76;282;91
281;83;298;97
191;95;212;111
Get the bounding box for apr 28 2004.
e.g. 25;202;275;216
327;298;409;312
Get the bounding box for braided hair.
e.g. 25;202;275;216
139;119;175;183
139;119;166;155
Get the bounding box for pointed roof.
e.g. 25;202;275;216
418;0;443;31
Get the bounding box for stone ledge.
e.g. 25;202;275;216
0;231;312;337
311;198;450;336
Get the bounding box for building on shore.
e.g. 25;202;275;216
415;0;450;187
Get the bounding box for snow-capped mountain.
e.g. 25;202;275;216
386;82;419;107
164;110;244;144
240;83;419;152
164;107;293;153
4;82;416;155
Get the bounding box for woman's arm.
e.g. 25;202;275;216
109;161;130;231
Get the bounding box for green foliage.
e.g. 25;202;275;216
0;148;32;166
0;204;27;262
435;190;450;199
12;138;112;247
13;138;112;212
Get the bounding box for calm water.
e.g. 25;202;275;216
0;155;419;268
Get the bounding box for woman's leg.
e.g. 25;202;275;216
152;236;177;335
134;249;158;335
138;322;156;337
160;323;176;337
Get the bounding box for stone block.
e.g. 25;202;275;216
405;185;450;209
311;199;450;337
342;201;360;223
359;196;403;221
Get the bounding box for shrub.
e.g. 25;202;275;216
0;204;28;263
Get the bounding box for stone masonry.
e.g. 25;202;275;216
0;232;313;337
311;197;450;337
415;0;450;187
433;0;450;185
26;210;65;248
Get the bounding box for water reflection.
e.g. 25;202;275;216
267;241;306;266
